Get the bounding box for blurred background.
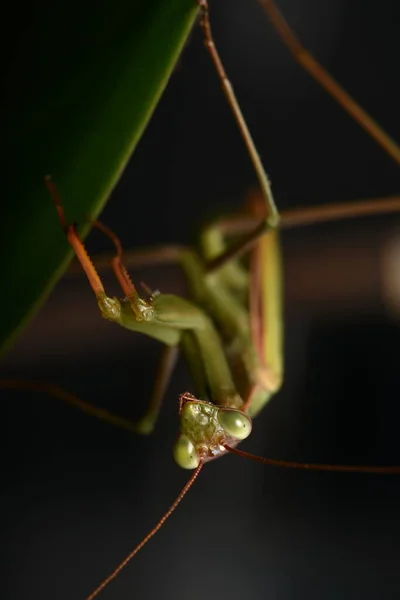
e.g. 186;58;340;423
2;0;400;598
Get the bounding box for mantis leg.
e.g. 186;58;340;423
133;344;180;434
197;0;279;228
0;345;178;436
258;0;400;166
199;221;248;296
179;331;208;400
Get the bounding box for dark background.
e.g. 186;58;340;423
2;1;400;599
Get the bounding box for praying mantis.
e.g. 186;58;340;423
3;0;400;597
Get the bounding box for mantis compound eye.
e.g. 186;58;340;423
173;435;200;469
217;409;252;440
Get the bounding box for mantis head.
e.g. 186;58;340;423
173;393;252;469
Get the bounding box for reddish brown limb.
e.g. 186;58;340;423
257;0;400;165
213;194;400;240
45;176;105;296
279;194;400;229
85;463;203;600
206;194;400;274
224;444;400;474
198;194;400;237
196;0;279;227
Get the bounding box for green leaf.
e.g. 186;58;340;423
1;0;198;354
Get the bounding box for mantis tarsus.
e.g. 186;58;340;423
3;1;400;600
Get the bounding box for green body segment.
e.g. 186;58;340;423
260;231;284;393
247;229;283;418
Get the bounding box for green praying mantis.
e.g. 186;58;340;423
3;1;400;599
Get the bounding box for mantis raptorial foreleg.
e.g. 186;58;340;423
46;177;249;431
46;176;180;433
134;345;180;434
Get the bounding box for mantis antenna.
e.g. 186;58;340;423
85;464;203;600
224;445;400;475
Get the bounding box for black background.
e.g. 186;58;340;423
2;1;400;599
